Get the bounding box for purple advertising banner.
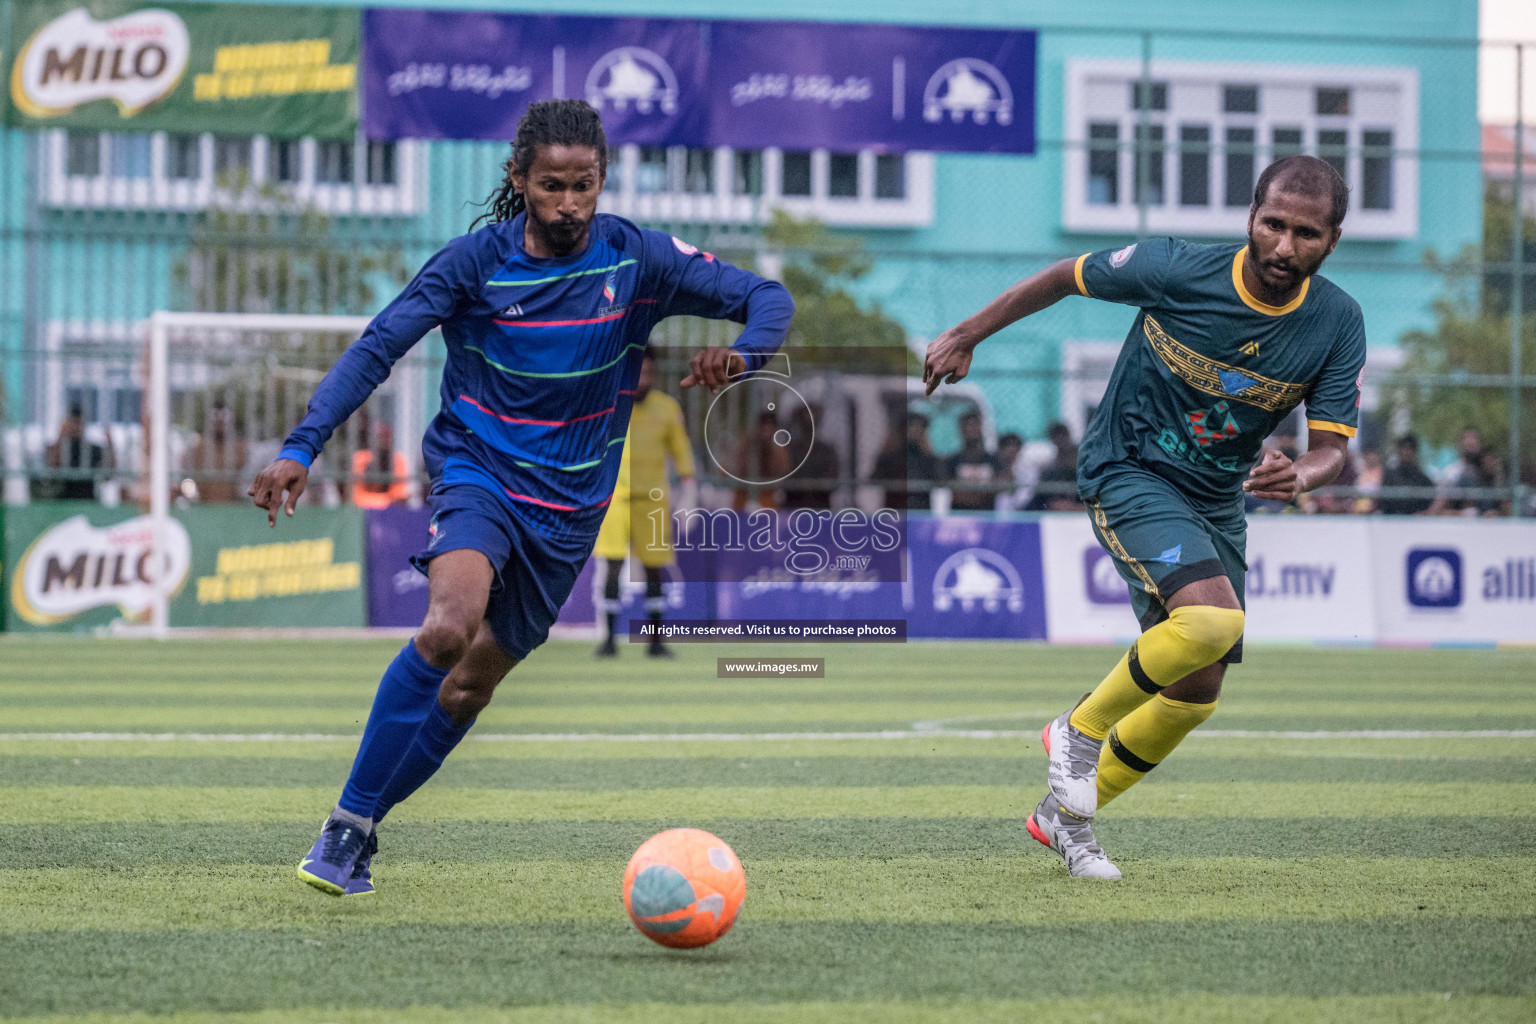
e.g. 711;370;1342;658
361;11;1034;154
362;10;707;145
364;506;431;627
707;21;1035;154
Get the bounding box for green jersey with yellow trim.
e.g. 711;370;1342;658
1073;237;1366;510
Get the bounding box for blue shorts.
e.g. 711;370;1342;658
410;483;596;661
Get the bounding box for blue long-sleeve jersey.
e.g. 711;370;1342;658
279;213;794;540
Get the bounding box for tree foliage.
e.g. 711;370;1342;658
1394;190;1535;475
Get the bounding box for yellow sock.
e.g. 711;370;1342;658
1097;694;1217;808
1068;605;1243;740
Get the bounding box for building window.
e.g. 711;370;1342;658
365;141;396;186
1064;59;1418;239
1133;124;1165;206
1179;124;1210;207
875;153;905;199
1223;84;1259;114
682;148;713;195
66;132;100;177
214;136;250;181
1224;126;1255;207
1272;126;1304;159
1131;81;1167;112
636;147;667;194
315;140;353;184
1315;87;1351;116
269;139;301;184
113;387;142;425
1087;122;1119;205
167;134;201;180
1361;129;1393;210
781;151;813;196
108;134;151;178
732;150;763;196
829;153;859;198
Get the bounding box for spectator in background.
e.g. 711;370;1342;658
1475;448;1510;517
1354;447;1383;514
782;405;839;509
1379;433;1434;515
180;399;248;504
351;422;411;509
732;410;791;510
42;405;113;501
873;412;943;510
1026;421;1083;512
946;411;1001;511
1430;427;1483;515
993;432;1025;510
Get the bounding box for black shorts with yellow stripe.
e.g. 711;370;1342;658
1084;465;1246;664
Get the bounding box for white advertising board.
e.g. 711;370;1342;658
1243;518;1376;642
1371;517;1536;645
1039;513;1144;646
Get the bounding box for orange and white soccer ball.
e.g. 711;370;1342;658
623;828;745;948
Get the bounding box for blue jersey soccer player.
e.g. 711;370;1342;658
924;156;1366;879
248;100;793;896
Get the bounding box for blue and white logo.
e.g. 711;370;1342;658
1406;548;1462;608
1083;548;1131;605
932;548;1025;613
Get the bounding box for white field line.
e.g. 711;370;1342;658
0;729;1533;743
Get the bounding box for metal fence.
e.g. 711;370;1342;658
1;21;1531;516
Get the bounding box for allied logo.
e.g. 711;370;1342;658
585;46;677;115
9;514;191;625
1406;548;1462;608
932;548;1025;613
923;58;1013;125
1110;243;1137;268
12;8;191;119
1083;548;1131;605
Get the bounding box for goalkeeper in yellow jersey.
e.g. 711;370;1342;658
594;346;696;658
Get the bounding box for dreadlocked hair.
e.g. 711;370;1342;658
472;99;608;228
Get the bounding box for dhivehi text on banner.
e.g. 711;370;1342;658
707;21;1035;154
361;10;706;145
360;10;1035;154
8;1;358;137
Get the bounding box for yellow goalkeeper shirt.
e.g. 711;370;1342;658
615;390;695;501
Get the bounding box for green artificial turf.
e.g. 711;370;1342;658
1;637;1533;1022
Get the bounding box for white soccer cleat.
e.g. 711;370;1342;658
1043;708;1102;819
1027;792;1122;880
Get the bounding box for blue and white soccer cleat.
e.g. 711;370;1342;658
297;817;371;896
344;830;378;896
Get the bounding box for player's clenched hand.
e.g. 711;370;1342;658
247;458;309;528
681;348;746;392
1243;448;1299;502
923;329;976;396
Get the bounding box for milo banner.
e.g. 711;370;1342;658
4;503;364;631
8;1;358;137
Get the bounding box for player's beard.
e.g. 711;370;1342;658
527;206;591;257
1246;237;1327;296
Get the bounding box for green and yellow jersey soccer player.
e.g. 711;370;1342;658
924;156;1365;878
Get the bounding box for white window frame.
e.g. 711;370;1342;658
1063;59;1419;240
599;144;934;228
1060;340;1123;442
42;131;425;216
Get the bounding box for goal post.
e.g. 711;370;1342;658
145;311;424;636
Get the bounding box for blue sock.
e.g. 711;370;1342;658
336;641;449;820
373;701;475;823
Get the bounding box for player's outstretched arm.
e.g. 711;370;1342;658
248;458;310;528
924;257;1080;395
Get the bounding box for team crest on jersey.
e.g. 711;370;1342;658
1110;243;1137;267
602;271;617;304
1186;400;1240;448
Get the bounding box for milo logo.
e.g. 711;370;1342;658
12;7;191;118
9;514;191;625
